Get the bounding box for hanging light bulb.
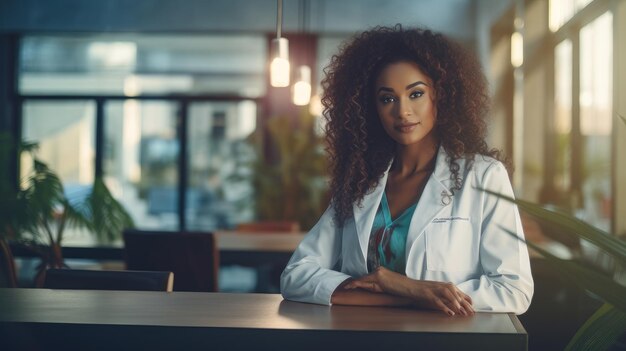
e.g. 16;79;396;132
511;17;524;68
511;31;524;68
292;65;311;105
309;88;323;116
270;0;290;87
270;38;290;87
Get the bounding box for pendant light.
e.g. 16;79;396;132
292;65;311;105
270;0;290;87
291;0;312;105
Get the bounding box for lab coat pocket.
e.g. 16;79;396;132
425;219;477;272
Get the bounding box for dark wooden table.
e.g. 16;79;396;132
0;288;527;350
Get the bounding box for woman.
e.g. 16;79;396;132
280;25;533;316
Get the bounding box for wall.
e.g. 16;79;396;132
0;0;475;40
0;0;483;136
475;0;514;75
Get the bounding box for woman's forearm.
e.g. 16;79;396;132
339;268;475;315
331;287;413;306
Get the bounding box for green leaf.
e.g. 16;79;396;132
503;228;626;313
565;303;626;351
483;189;626;267
24;161;64;218
60;198;92;231
84;178;134;244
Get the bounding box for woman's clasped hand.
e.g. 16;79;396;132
342;267;474;316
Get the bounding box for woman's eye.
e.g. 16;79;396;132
410;91;424;99
379;96;396;104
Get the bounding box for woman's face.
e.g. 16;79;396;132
374;60;437;147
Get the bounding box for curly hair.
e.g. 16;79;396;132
322;25;506;226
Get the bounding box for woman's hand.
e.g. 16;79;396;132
344;267;474;316
406;280;474;316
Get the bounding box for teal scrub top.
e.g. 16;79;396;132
366;192;418;274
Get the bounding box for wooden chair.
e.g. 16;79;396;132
123;230;219;292
43;268;174;292
236;221;300;233
0;240;18;288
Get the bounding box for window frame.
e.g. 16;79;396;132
546;0;616;231
16;93;263;232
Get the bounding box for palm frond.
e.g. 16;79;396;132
565;303;626;351
483;189;626;266
85;178;134;243
60;198;92;230
502;227;626;312
23;160;65;224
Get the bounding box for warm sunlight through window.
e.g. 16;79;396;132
554;39;572;192
22;101;96;185
549;0;593;32
580;12;613;136
579;11;612;231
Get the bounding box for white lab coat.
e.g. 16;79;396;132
280;146;534;314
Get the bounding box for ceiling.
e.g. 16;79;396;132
1;0;480;41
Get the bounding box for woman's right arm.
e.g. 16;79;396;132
280;205;353;305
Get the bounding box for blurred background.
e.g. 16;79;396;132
0;0;625;349
1;0;624;237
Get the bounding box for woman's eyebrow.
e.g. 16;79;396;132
406;81;428;90
376;81;428;94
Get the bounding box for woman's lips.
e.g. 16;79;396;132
394;122;421;132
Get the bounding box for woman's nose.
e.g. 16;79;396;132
396;99;411;118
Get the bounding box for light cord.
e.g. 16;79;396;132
276;0;283;39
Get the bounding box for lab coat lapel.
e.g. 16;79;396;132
352;146;453;263
352;167;389;263
406;147;453;244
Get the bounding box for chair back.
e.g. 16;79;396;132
123;230;219;292
43;268;174;292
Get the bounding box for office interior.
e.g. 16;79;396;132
1;0;625;350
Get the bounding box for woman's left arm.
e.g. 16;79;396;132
455;161;534;314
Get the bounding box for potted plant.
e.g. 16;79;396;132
247;110;329;230
487;116;626;350
0;134;134;287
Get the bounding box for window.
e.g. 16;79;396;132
554;39;572;195
186;101;257;230
21;100;95;185
17;34;267;243
549;0;593;32
21;100;96;245
20;34;267;97
579;12;612;231
550;8;613;231
104;100;180;230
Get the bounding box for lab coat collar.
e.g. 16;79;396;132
353;145;453;263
